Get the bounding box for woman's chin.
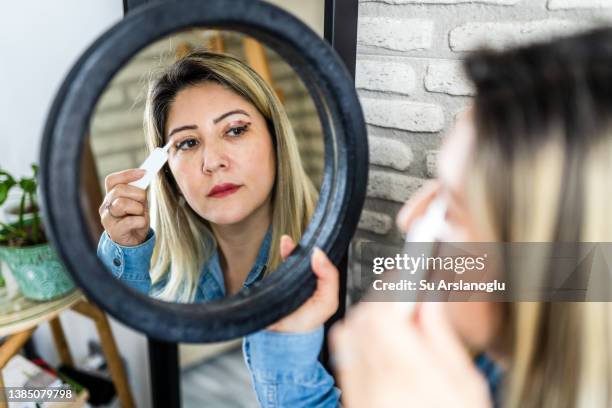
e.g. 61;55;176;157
203;210;250;226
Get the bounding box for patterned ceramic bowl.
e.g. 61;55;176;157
0;243;75;301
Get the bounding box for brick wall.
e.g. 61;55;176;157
349;0;612;301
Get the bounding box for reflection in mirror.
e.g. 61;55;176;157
82;29;324;304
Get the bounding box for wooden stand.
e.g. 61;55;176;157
0;292;134;408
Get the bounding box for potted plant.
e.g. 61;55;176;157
0;164;75;301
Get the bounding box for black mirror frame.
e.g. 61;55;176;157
40;0;367;343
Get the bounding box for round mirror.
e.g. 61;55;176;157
41;0;367;342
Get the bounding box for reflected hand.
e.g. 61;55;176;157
99;168;150;247
267;235;339;333
330;302;491;408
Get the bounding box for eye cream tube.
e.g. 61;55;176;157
395;197;449;315
129;141;172;190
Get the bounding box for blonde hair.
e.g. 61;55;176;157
463;28;612;408
143;51;317;302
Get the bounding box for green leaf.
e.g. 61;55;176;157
19;178;37;194
31;164;39;177
0;171;15;184
0;170;16;206
0;183;9;206
0;169;15;180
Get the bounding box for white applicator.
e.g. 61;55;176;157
129;141;173;190
393;197;449;314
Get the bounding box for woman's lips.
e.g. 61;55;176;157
207;183;242;198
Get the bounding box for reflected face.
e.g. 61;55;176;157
165;82;276;225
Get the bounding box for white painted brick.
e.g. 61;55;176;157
132;148;148;164
91;108;144;133
292;117;323;134
126;82;148;103
358;18;434;52
367;170;425;202
90;130;147;156
369;136;413;170
361;98;445;132
358;210;393;235
450;20;583;52
96;152;139;179
138;39;176;59
96;87;125;111
299;141;325;157
356;60;416;95
113;58;162;84
548;0;612;9
362;0;519;3
425;61;475;96
426;150;439;178
284;97;317;116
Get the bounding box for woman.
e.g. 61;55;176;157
97;51;317;302
331;27;612;407
274;28;612;407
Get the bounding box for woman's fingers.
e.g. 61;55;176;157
114;215;148;232
330;301;490;407
104;168;146;194
108;197;146;217
280;234;296;260
418;302;473;369
109;183;148;204
310;248;339;312
329;321;369;408
99;169;151;247
330;303;427;408
396;180;441;232
266;247;340;333
100;184;147;219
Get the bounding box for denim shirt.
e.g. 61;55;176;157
97;231;501;407
97;229;340;407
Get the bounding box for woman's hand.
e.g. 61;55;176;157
266;235;339;333
329;301;491;408
99;168;150;247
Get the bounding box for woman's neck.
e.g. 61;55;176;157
210;198;272;295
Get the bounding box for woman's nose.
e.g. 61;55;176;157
202;143;229;173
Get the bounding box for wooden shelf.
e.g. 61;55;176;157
0;289;84;338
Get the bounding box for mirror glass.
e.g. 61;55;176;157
81;27;325;307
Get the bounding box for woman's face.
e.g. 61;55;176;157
164;82;276;226
398;110;504;353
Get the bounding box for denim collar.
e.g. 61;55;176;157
475;353;504;408
200;227;272;298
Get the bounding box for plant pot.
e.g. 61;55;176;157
0;243;75;301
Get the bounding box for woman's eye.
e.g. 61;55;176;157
176;138;199;151
226;124;249;137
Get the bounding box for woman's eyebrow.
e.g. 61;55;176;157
167;125;198;139
213;109;250;124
